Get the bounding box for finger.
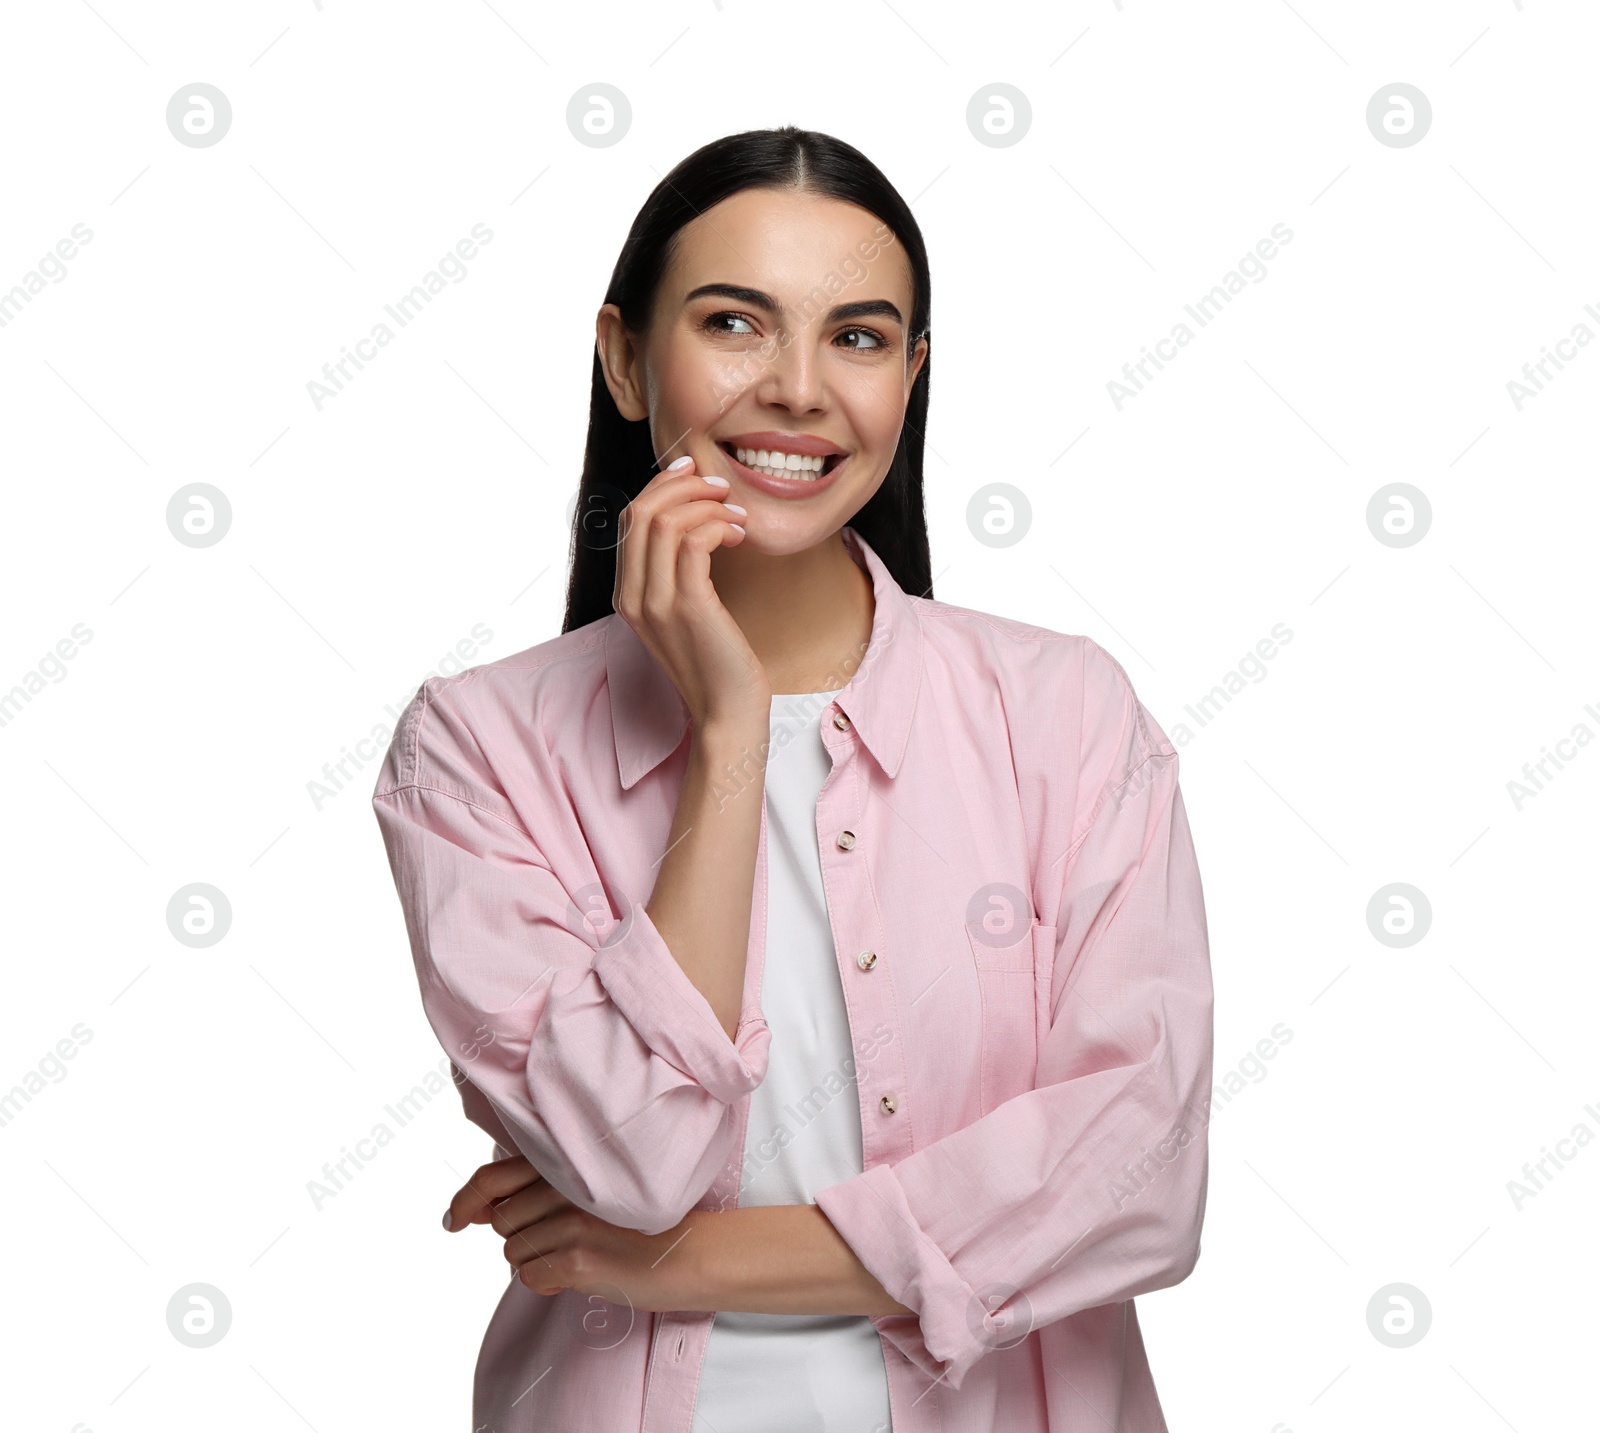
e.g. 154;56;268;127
444;1155;543;1232
617;460;699;614
521;1265;569;1297
489;1181;575;1248
678;505;746;567
636;495;745;636
503;1205;579;1275
617;467;730;621
672;511;747;622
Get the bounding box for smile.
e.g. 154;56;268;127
717;442;843;481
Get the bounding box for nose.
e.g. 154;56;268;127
755;325;825;414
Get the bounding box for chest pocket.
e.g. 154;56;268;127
968;919;1058;1114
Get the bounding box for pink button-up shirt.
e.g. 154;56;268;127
372;523;1214;1432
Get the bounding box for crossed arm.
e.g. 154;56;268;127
444;1152;913;1318
381;650;1212;1389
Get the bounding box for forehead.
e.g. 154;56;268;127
662;187;914;311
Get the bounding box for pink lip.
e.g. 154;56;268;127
715;443;849;500
719;431;845;458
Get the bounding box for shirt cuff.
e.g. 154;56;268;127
590;900;771;1105
814;1161;993;1388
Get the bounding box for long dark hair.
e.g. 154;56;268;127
561;125;934;634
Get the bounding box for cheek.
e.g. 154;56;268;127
652;337;751;425
845;366;913;448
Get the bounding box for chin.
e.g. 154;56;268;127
725;515;840;558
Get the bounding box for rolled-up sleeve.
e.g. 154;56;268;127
372;681;772;1237
813;646;1213;1390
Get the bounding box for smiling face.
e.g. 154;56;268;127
597;186;927;555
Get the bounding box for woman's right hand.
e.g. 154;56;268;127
442;1152;552;1234
613;455;768;730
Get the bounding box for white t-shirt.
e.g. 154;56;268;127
690;689;894;1433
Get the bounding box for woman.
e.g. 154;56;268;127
372;125;1214;1432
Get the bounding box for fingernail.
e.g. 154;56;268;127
703;474;730;488
724;503;747;516
730;524;745;535
442;1208;455;1230
666;455;693;471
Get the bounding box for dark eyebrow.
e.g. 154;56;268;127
683;282;904;329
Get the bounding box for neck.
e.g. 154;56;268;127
709;530;875;695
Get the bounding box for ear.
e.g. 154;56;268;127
905;331;929;397
596;304;649;421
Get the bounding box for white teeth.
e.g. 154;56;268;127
733;445;835;480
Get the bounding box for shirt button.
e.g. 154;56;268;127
879;1094;898;1115
856;949;877;971
836;830;857;850
832;710;851;730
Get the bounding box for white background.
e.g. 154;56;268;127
2;1;1595;1429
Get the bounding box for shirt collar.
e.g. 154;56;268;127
605;524;925;790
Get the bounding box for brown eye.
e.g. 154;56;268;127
838;327;886;351
702;311;757;336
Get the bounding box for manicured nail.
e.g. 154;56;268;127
666;455;693;471
729;524;745;535
702;474;730;488
442;1208;455;1230
724;503;747;516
